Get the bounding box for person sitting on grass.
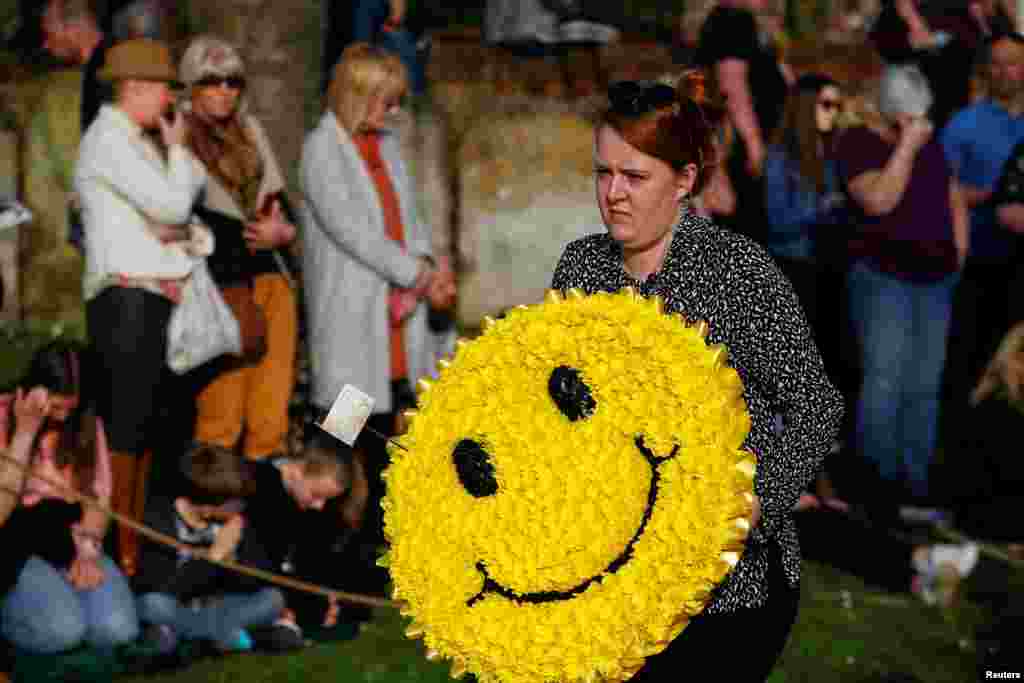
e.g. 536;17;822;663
240;429;369;641
794;464;980;608
0;384;138;672
133;442;288;657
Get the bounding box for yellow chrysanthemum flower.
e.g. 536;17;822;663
383;288;756;683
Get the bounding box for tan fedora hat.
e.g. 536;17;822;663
98;38;181;86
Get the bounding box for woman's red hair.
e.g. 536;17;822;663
602;69;727;196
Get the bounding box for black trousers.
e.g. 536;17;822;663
629;547;799;683
86;286;173;455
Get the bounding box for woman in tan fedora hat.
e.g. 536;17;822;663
75;37;212;576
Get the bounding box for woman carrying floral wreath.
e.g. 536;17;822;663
550;72;844;680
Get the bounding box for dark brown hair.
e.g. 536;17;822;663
601;70;727;196
771;73;840;193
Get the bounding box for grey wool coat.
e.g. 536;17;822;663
299;111;453;413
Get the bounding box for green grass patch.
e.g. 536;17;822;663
119;559;994;683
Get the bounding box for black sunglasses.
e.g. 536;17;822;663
818;99;842;111
608;80;677;115
195;75;246;90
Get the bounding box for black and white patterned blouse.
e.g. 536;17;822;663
551;210;844;614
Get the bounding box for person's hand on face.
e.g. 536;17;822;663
158;106;187;148
13;387;52;438
897;114;934;152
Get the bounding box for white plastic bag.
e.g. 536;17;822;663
166;260;242;374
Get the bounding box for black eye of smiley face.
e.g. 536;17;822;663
450;365;680;606
548;365;597;422
453;366;597;499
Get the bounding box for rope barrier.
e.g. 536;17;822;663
0;450;396;610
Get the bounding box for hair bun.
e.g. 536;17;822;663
677;69;708;106
676;68;727;132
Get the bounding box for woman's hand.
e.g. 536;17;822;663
67;524;105;590
428;261;457;311
413;256;437;295
158;109;187;149
389;289;420;325
750;494;761;529
13;387;51;438
245;200;296;251
67;555;105;590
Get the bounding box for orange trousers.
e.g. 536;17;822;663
194;272;297;460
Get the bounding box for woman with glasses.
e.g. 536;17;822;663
551;73;843;681
763;74;852;442
178;35;299;467
764;74;846;315
300;43;455;607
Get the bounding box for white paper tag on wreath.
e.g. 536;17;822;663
320;384;375;446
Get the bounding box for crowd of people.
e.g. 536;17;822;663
1;1;455;679
1;0;1023;680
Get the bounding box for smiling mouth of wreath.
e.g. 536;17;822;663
466;436;679;607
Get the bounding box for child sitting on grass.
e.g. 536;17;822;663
240;429;369;641
133;443;286;656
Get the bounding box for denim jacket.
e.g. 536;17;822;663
763;144;845;262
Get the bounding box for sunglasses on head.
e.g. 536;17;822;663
195;75;246;90
608;80;677;115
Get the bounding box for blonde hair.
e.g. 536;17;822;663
179;34;246;89
326;42;408;134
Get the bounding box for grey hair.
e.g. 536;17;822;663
877;64;932;118
179;34;246;87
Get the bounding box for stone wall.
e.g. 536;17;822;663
455;107;601;327
1;129;17;320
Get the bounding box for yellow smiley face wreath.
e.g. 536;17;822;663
381;288;756;683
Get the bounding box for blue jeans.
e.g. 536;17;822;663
1;555;138;654
349;0;428;96
847;261;958;498
137;588;283;648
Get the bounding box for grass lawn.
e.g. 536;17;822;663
119;557;1005;683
